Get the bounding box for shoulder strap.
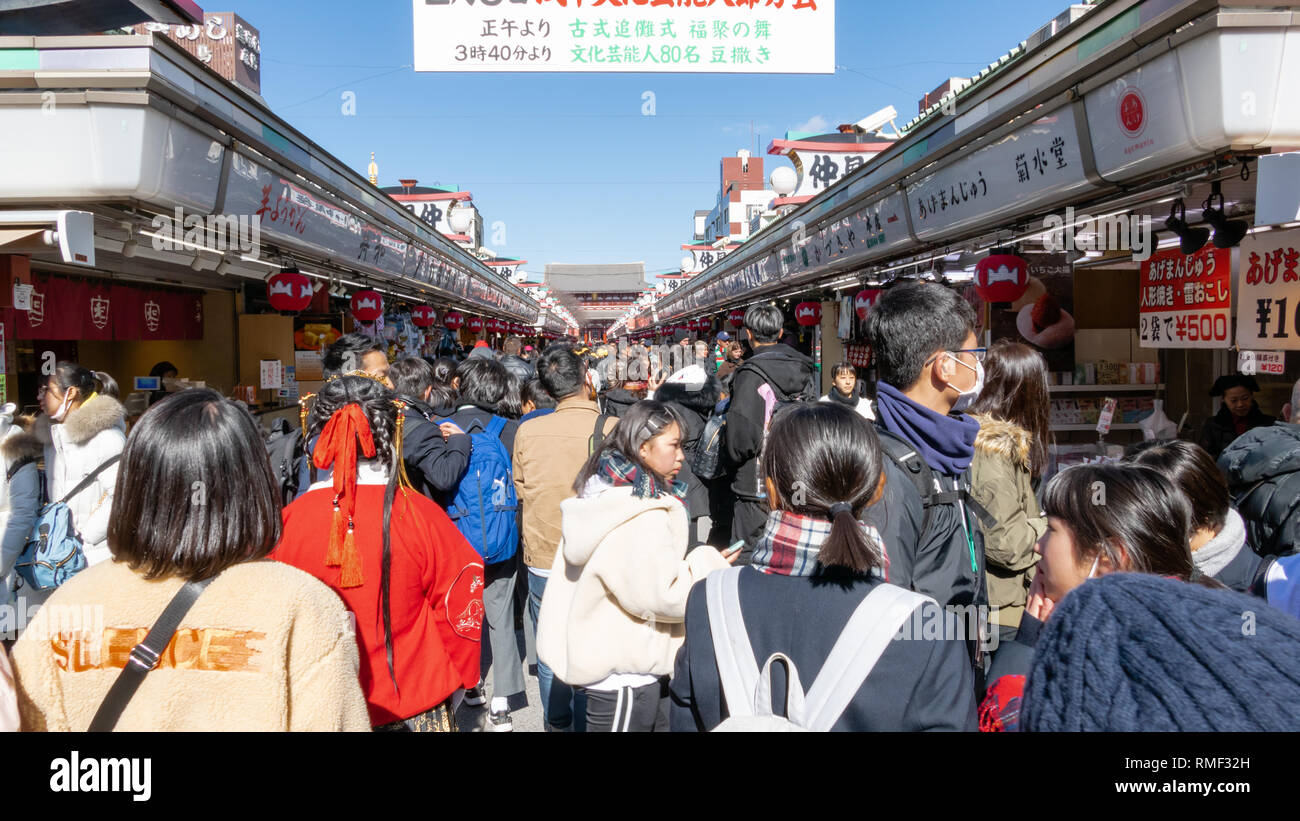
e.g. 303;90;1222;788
589;414;612;455
486;415;507;440
803;584;933;732
6;456;35;483
56;454;120;507
739;360;796;403
705;567;761;718
88;576;215;732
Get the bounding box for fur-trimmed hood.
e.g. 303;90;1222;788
2;429;43;465
33;394;126;447
972;413;1034;471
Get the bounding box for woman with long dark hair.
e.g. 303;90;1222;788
12;389;370;730
671;402;977;731
273;373;485;731
536;400;733;732
967;341;1052;643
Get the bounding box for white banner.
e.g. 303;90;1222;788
1237;227;1300;350
413;0;835;73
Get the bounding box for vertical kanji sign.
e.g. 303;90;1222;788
413;0;835;73
1238;227;1300;351
1138;245;1232;348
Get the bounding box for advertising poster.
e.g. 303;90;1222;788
1138;245;1232;348
990;252;1075;371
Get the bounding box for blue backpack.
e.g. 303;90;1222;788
440;415;519;565
16;455;119;591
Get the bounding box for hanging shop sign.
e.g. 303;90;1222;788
906;105;1094;243
974;254;1030;304
1237;227;1300;351
413;0;836;74
854;289;883;321
1139;245;1232;348
350;290;384;323
13;274;202;341
1083;49;1200;182
411;306;437;328
267;270;313;312
795;302;821;326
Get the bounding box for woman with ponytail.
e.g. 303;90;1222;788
535;400;734;732
670;402;978;731
273;373;486;731
32;363;126;579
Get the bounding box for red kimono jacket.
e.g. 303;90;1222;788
275;477;484;726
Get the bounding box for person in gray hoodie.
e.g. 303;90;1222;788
0;403;42;615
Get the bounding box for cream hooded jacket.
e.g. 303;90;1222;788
536;483;730;688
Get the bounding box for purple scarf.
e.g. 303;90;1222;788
875;381;980;476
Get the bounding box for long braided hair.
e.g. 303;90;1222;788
304;374;405;693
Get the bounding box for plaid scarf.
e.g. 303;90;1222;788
751;510;890;579
595;449;690;510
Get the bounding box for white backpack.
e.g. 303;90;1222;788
706;567;932;732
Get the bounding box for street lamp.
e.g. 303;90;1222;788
770;166;798;197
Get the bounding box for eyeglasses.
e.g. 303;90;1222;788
924;347;987;368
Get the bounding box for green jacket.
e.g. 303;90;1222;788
969;414;1046;629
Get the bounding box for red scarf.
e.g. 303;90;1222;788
312;404;375;588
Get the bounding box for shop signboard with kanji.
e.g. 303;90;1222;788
413;0;834;73
906;105;1096;243
1138;246;1231;348
1237;227;1300;351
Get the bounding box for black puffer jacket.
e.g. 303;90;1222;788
1219;422;1300;557
723;346;816;501
657;375;722;522
601;388;640;419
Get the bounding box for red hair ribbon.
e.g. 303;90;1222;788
312;403;375;588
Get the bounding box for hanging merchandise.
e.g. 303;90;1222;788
838;296;853;340
267;269;313;312
350;289;383;322
1139;399;1179;441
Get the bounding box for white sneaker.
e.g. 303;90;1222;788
490;709;513;732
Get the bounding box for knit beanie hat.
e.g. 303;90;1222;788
1021;573;1300;732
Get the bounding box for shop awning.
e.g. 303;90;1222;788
0;228;48;253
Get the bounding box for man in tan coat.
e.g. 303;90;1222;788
513;345;617;732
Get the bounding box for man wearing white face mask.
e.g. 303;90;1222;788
863;282;991;688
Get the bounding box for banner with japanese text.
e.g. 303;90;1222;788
1237;227;1300;351
413;0;835;73
1138;245;1232;348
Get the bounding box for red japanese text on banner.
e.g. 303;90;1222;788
1138;246;1232;348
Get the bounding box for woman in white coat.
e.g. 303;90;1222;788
819;362;875;420
0;403;43;613
32;363;125;574
536;400;734;732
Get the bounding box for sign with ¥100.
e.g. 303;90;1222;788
412;0;835;74
1237;227;1300;351
1138;245;1232;348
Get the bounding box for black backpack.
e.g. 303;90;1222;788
266;417;307;506
874;427;994;539
739;360;817;497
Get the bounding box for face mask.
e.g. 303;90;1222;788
945;353;985;412
51;391;76;423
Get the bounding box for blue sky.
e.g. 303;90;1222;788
240;0;1074;282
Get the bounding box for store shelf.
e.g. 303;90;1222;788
1049;384;1164;393
1051;423;1144;432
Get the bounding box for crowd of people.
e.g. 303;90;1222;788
3;279;1300;732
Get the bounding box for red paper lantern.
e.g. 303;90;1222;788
411;306;437;328
350;289;383;322
854;289;883;321
467;316;485;333
729;309;745;328
444;311;463;330
794;301;821;327
974;254;1030;303
266;270;312;313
